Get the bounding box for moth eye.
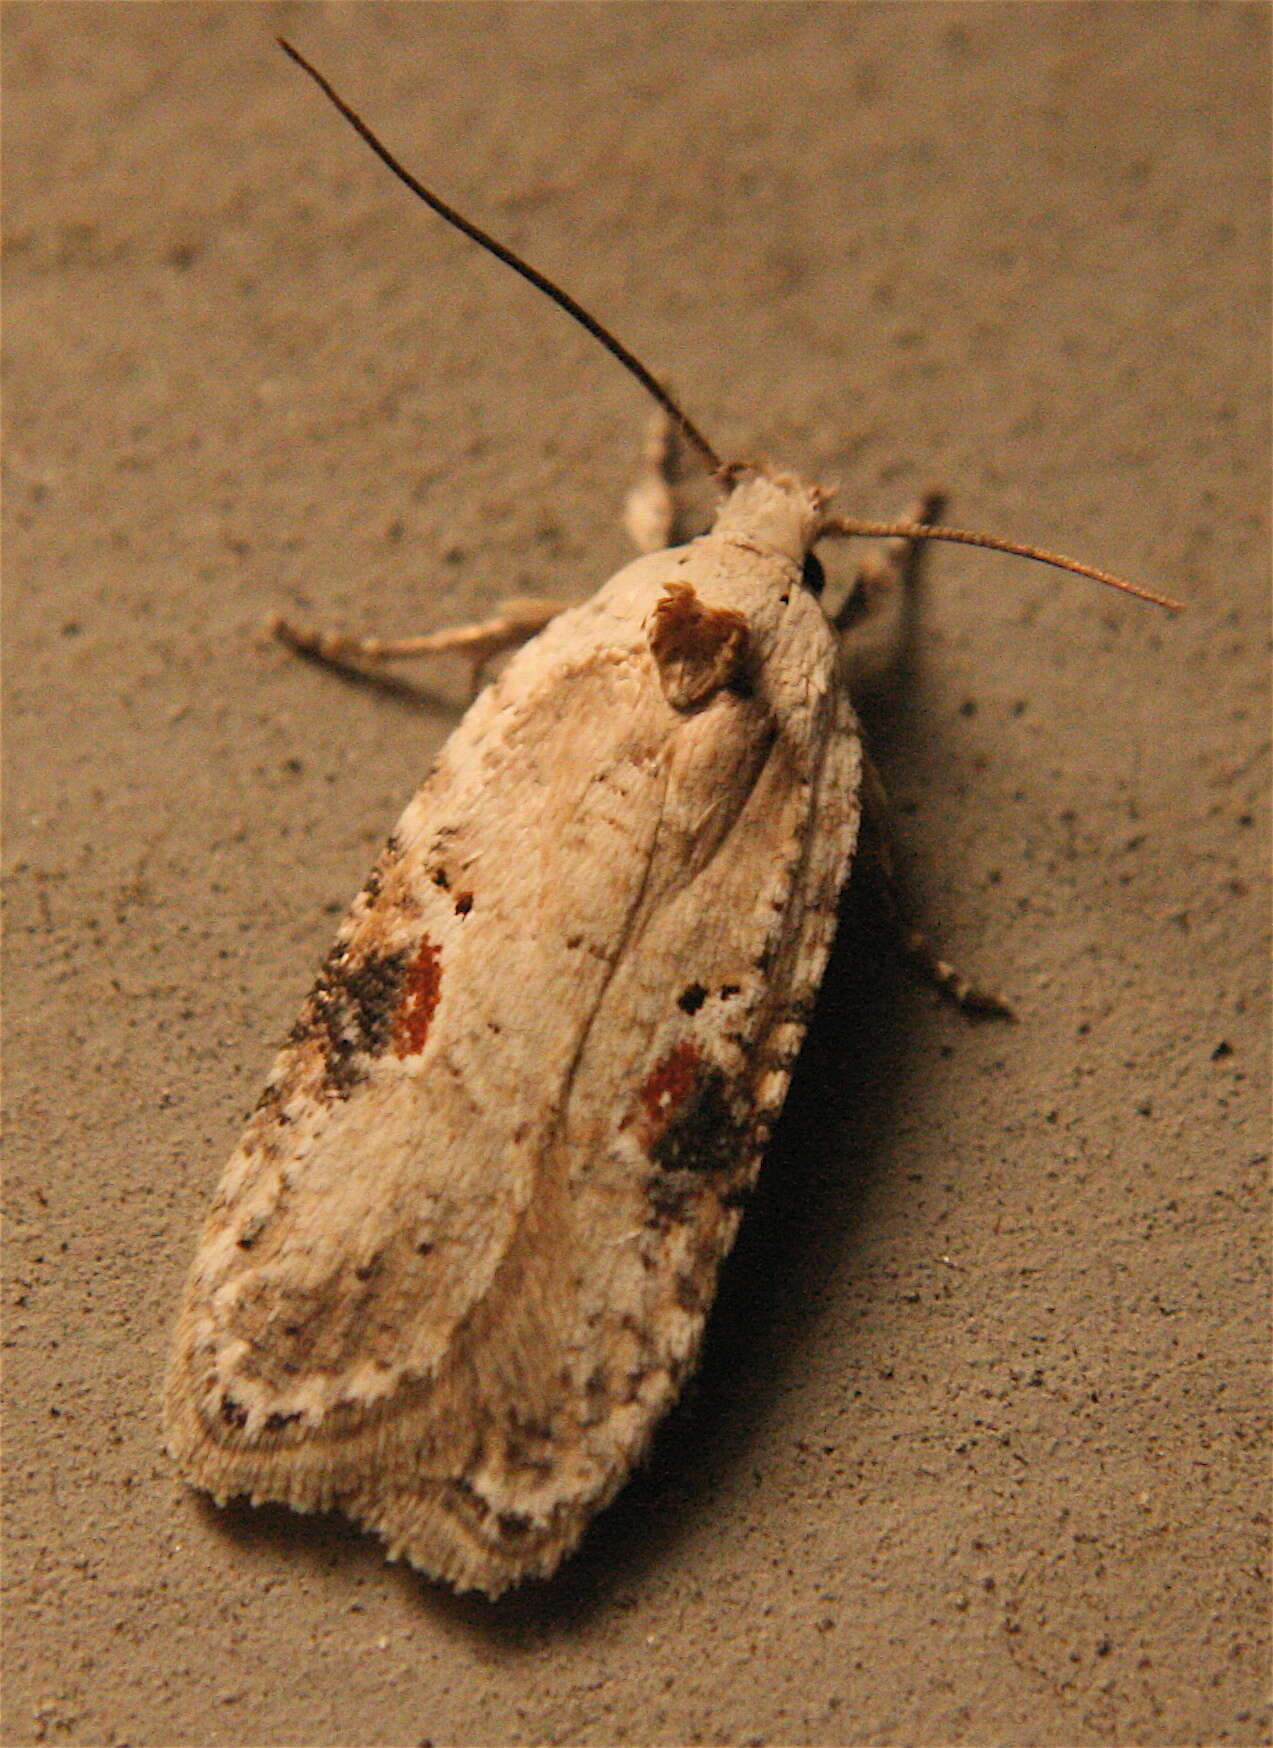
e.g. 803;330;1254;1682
801;551;826;596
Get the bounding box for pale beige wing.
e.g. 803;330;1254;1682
165;546;861;1595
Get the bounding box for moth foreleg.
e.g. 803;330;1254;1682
269;596;566;692
859;752;1015;1019
835;490;947;697
623;408;698;553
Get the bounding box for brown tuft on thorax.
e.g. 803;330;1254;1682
648;581;751;710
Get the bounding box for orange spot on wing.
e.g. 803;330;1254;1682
638;1041;703;1142
392;935;442;1056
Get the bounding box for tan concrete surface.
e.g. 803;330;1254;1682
4;5;1268;1743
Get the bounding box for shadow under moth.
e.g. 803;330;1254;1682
164;40;1176;1598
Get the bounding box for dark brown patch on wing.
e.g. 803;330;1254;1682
392;935;443;1056
356;832;405;912
649;1060;752;1177
649;580;751;709
635;1043;757;1227
290;942;411;1099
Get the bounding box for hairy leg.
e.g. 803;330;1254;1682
837;496;1014;1018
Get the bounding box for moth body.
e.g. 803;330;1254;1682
166;469;869;1596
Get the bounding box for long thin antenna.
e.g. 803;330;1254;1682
279;39;1178;616
277;37;723;474
820;515;1182;611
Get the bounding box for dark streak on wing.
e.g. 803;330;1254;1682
648;1060;751;1176
633;1040;761;1228
290;941;412;1098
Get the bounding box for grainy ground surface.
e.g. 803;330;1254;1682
4;5;1269;1745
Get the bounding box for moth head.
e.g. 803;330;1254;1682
710;466;826;567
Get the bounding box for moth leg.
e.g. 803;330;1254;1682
269;596;566;692
623;409;697;553
859;753;1016;1019
835;490;947;696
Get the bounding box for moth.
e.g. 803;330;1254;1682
164;41;1176;1598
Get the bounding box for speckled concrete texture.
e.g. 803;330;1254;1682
4;5;1268;1743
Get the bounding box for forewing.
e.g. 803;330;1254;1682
165;555;861;1594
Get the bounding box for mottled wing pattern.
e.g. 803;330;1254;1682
165;542;861;1594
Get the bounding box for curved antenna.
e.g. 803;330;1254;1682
277;37;723;475
280;40;1177;615
819;514;1182;611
